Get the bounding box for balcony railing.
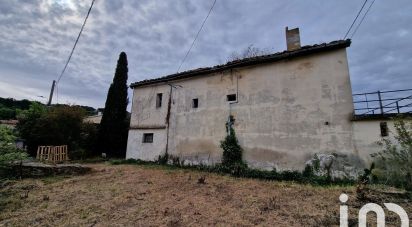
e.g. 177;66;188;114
353;89;412;115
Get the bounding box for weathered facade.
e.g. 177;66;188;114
352;118;408;164
127;30;367;170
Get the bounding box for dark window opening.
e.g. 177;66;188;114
192;98;199;108
380;122;388;137
156;93;162;108
143;133;154;143
227;94;237;102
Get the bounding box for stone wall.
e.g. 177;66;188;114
2;162;92;178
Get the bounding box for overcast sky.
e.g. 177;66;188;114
0;0;411;108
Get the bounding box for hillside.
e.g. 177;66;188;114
0;97;97;120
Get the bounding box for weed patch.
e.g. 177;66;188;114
109;159;355;187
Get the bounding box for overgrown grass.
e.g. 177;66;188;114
69;157;108;164
110;158;355;187
40;175;72;185
0;180;27;212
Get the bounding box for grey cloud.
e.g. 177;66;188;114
0;0;411;108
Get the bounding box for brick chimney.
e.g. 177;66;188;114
285;27;301;51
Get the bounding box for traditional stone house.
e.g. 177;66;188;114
126;28;411;171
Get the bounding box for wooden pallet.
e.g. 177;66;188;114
36;145;69;163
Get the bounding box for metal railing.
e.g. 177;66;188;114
353;89;412;115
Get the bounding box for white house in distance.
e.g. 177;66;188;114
126;27;412;171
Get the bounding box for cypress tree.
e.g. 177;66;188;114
97;52;129;157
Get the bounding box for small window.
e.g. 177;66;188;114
156;93;162;108
142;133;154;143
192;98;199;108
380;122;388;137
227;94;237;102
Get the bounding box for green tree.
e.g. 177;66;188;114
71;122;99;160
97;52;129;157
0;98;34;120
16;102;46;156
0;106;15;120
17;104;86;156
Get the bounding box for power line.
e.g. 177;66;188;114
350;0;376;39
56;0;95;84
176;0;217;73
343;0;368;39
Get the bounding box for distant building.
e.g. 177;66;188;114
83;108;104;124
83;113;102;124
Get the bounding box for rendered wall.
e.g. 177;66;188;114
126;129;167;161
127;48;357;170
352;120;401;164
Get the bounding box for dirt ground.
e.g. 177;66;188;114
0;164;411;226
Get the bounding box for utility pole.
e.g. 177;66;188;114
47;80;56;106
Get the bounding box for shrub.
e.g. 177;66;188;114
77;123;98;159
359;163;375;184
372;118;412;190
157;153;169;165
0;107;15;120
15;103;46;155
0;125;28;177
17;104;85;156
0;98;34;120
169;155;181;166
302;165;315;179
0;126;26;160
110;159;144;165
0;145;27;165
16;103;97;159
70;148;89;160
220;118;243;167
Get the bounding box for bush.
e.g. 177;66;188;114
0;126;26;160
0;145;27;165
77;123;98;159
16;103;97;159
0;98;33;120
0;125;28;177
0;107;15;120
372;118;412;190
169;155;182;166
302;165;315;179
220;118;244;167
157;153;169;165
